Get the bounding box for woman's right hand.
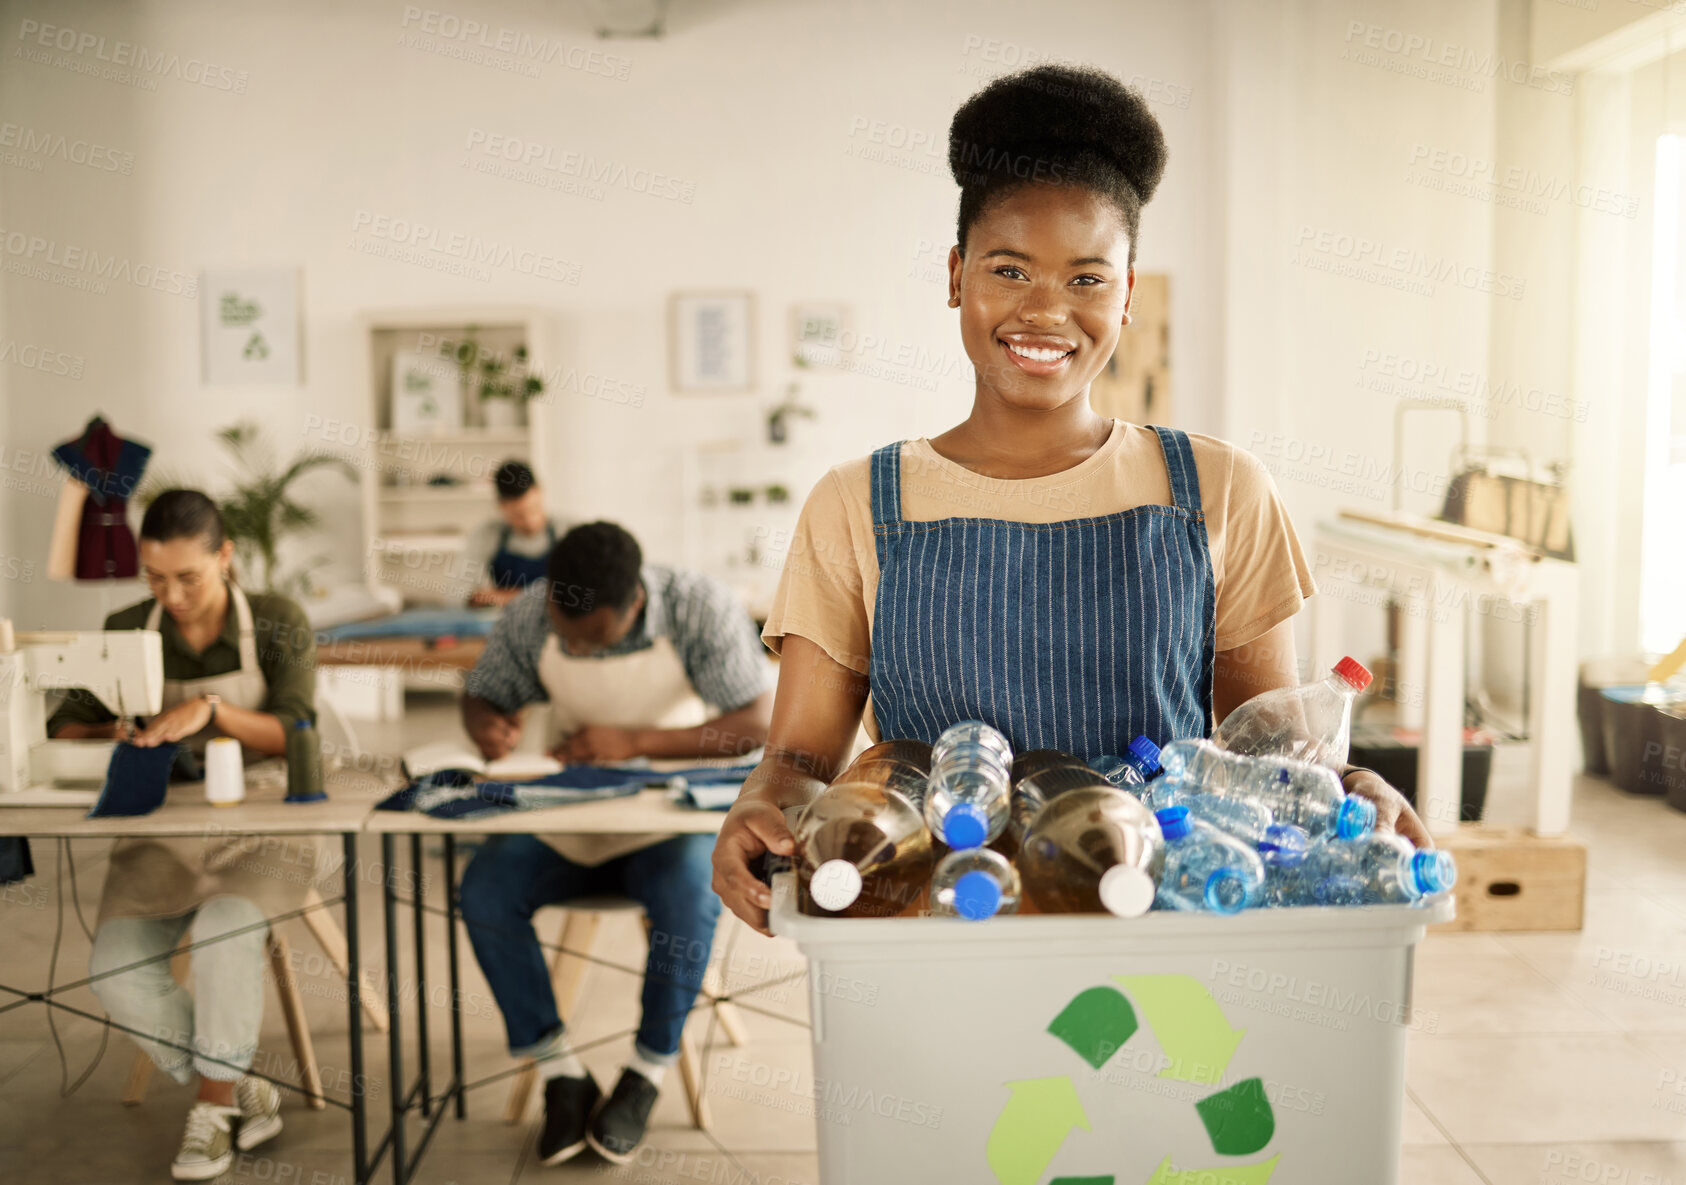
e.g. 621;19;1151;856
712;793;796;937
711;635;870;935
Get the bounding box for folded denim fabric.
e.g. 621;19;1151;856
87;742;180;818
374;762;758;820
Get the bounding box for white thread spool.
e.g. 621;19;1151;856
204;737;245;806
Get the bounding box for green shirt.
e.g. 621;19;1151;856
46;588;317;734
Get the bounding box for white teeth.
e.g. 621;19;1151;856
1006;343;1071;362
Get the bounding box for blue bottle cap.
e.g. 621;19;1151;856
1259;823;1309;865
1127;735;1162;772
1412;850;1458;895
953;870;1003;920
1336;795;1378;840
1155;805;1192;840
943;804;989;850
1204;868;1251;914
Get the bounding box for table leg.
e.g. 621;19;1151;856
342;834;368;1185
382;835;406;1185
409;833;431;1119
1422;579;1467;839
1529;566;1580;835
443;835;465;1120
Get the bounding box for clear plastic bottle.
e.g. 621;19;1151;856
930;847;1021;921
794;780;935;917
1300;832;1458;906
925;722;1013;849
1211;656;1374;769
1018;786;1164;918
1256;822;1311;907
1153;805;1266;915
1158;738;1377;841
932;720;1013;769
1180;794;1276;846
1088;735;1163;790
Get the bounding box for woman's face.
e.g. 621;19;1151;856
140;536;233;623
947;184;1135;414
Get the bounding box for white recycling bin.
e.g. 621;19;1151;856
770;874;1452;1185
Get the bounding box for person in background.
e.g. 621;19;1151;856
465;459;566;606
457;521;773;1167
50;490;320;1181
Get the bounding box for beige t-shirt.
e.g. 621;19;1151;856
761;421;1317;739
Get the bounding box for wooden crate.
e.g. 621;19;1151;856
1432;825;1587;932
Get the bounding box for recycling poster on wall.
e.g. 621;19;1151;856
200;267;301;384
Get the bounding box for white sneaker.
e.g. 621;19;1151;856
171;1102;240;1181
235;1075;284;1150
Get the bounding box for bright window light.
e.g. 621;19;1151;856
1640;134;1686;655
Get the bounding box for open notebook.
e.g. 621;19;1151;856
400;741;562;781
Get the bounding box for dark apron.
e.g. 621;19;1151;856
489;522;555;590
867;426;1217;756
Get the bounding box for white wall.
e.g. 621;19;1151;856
2;0;1661;674
0;0;1222;629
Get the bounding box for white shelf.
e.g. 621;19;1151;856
372;532;467;553
379;486;492;502
360;306;553;608
377;428;532;445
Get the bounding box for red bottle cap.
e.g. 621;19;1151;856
1334;656;1373;692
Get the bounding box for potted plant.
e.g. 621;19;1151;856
142;421;357;597
767;356;817;444
479;343;544;429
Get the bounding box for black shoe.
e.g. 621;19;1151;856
538;1073;601;1166
586;1068;661;1165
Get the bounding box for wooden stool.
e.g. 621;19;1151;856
501;897;748;1131
121;888;390;1110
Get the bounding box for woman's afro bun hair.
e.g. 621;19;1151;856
948;64;1168;260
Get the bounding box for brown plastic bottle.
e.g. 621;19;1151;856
832;739;934;809
995;750;1113;861
794;780;935;918
1018;786;1164;917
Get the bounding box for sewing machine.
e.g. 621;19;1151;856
0;629;165;806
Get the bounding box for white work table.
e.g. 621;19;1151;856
361;787;729;834
0;767;393;836
1309;511;1578;838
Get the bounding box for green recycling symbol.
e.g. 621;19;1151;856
986;974;1279;1185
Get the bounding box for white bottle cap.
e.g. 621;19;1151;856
204;737;245;806
809;860;864;912
1098;865;1156;918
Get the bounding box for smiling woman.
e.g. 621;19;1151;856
712;64;1430;936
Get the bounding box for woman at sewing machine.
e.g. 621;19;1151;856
48;489;317;1182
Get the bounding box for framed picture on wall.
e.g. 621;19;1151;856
200;267;303;384
670;291;755;393
390;350;462;435
791;301;848;370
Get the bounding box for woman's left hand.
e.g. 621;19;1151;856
1341;768;1434;849
132;698;214;748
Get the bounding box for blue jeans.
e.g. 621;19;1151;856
88;896;268;1084
459;834;722;1064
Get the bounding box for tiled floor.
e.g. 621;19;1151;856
4;695;1685;1184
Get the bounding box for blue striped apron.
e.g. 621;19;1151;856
868;426;1216;757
